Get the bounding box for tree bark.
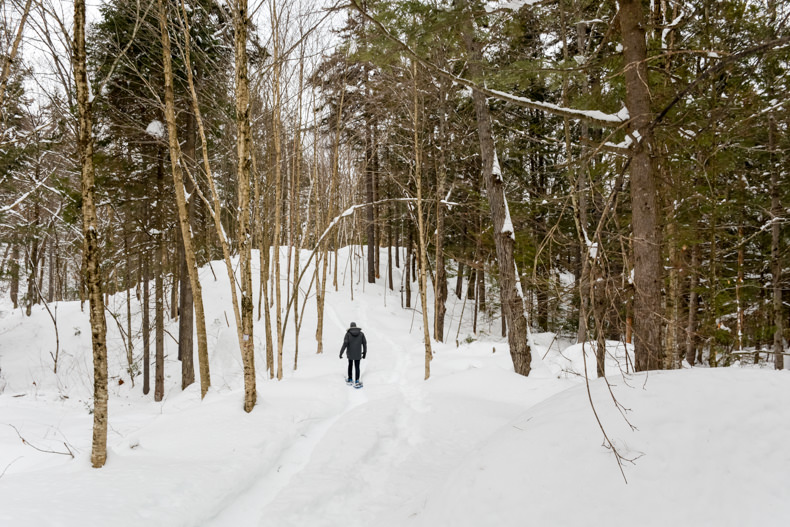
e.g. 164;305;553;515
270;0;284;382
366;107;376;284
665;217;680;368
142;250;151;395
405;227;412;308
620;0;664;371
26;203;41;317
770;111;784;370
458;1;532;375
234;0;257;409
455;260;464;300
411;59;433;379
0;0;32;108
155;149;165;403
178;111;196;390
74;0;108;468
685;242;699;366
10;240;19;309
433;86;449;342
124;231;135;385
157;0;211;397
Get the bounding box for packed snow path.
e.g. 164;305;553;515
204;292;537;527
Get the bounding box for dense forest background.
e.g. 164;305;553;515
1;0;789;445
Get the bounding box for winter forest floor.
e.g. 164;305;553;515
1;248;789;526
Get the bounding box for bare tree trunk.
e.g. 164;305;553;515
455;260;464;300
388;213;394;291
177;110;196;389
143;251;151;395
395;218;401;269
26;203;41;317
316;69;347;354
74;0;108;468
262;229;274;376
157;0;211;397
665;218;680;368
411;59;433;379
592;267;607;377
10;240;19;309
366;122;376;284
47;235;56;303
0;0;32;108
620;0;664;371
176;0;246;376
685;242;699;366
433;87;448;342
405;227;412;308
124;231;135;385
155;149;165;403
170;244;178;321
459;1;531;375
234;0;257;409
770;110;784;370
270;0;284;382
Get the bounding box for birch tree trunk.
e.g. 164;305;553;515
74;0;108;468
0;0;32;108
412;59;433;379
458;1;531;376
315;69;347;355
234;0;257;409
176;0;247;380
157;0;211;397
270;0;284;381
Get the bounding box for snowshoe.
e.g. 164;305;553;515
345;378;353;386
354;380;363;389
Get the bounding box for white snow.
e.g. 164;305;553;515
487;87;630;123
1;248;789;526
492;149;503;182
487;0;543;11
145;120;166;139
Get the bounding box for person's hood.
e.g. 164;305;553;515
347;327;362;336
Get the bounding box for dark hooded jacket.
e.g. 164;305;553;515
340;327;367;360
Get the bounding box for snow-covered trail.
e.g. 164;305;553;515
202;281;565;526
204;288;425;526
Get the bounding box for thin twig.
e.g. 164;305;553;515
0;456;23;479
8;425;74;458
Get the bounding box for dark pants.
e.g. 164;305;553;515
347;359;360;381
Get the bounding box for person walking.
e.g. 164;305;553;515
339;322;367;388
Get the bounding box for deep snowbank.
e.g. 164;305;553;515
415;368;790;527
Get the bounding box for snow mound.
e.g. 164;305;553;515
544;339;634;379
416;368;790;526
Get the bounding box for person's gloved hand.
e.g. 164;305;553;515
339;352;343;359
363;352;366;359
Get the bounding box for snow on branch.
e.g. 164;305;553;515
0;173;54;214
486;0;546;12
347;0;629;127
